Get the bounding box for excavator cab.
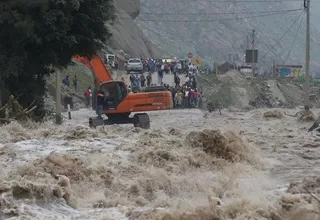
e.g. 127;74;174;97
99;81;127;110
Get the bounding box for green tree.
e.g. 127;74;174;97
0;0;115;120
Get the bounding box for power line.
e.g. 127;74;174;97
139;8;302;15
259;10;304;61
153;0;319;2
284;13;304;64
120;10;300;23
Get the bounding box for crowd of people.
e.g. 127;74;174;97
78;57;204;110
171;72;203;109
127;59;203;109
139;58;199;75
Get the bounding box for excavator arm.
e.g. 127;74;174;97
72;55;113;86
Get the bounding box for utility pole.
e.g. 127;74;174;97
0;75;2;118
304;0;311;108
55;69;62;124
247;35;250;49
0;76;2;108
252;29;256;76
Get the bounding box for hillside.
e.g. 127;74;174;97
106;0;160;58
137;0;320;71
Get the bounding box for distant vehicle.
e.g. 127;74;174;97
105;54;118;69
162;58;174;63
126;58;143;74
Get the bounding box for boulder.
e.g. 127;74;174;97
107;0;160;58
115;0;140;19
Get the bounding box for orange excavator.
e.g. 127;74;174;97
72;55;173;129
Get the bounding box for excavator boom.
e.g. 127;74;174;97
72;55;112;86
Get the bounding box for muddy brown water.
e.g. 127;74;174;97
0;107;319;219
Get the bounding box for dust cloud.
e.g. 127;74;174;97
0;107;320;219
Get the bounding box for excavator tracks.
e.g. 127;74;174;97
89;113;151;129
133;113;150;129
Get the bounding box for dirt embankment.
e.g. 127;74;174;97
198;71;320;109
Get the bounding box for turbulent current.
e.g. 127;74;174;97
0;108;320;220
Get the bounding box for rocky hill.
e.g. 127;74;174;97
136;0;320;72
106;0;160;58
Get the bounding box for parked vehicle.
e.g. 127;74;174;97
126;58;143;74
105;54;118;69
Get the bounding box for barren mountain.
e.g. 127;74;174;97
106;0;160;58
137;0;320;71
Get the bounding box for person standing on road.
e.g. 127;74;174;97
191;75;197;89
177;62;182;75
194;89;200;107
170;63;175;74
140;73;146;87
174;73;180;87
192;64;197;74
158;67;164;85
73;75;78;92
97;90;104;119
84;87;90;107
135;73;141;91
130;73;135;89
62;75;70;87
188;63;193;74
170;86;176;108
184;88;189;108
89;86;92;105
199;92;203;108
175;89;183;108
185;74;190;86
146;73;152;87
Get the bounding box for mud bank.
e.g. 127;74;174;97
199;71;320;109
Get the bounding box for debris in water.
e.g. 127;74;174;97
168;128;182;136
285;109;315;122
186;129;254;163
0;95;37;123
263;110;283;119
308;115;320;132
302;144;320;148
287;176;320;195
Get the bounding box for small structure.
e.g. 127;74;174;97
276;65;303;78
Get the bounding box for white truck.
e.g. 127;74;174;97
105;54;118;69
